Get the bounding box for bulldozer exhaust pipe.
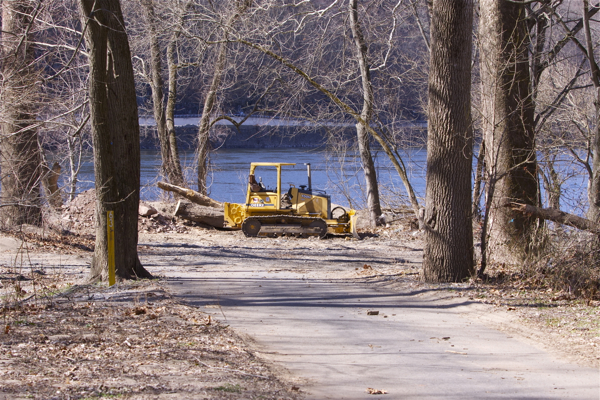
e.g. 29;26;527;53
305;163;312;191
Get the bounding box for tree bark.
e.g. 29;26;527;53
422;0;474;282
165;17;185;187
479;0;539;264
348;0;382;227
174;200;224;228
157;181;223;208
0;1;43;227
582;0;600;222
78;0;151;282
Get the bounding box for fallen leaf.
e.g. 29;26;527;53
366;387;388;395
133;307;147;315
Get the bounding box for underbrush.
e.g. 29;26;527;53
483;230;600;302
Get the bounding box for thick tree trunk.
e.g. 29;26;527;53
589;91;600;222
140;0;184;187
422;0;474;282
349;0;382;227
583;0;600;222
174;200;224;228
78;0;151;282
0;1;43;227
479;0;539;264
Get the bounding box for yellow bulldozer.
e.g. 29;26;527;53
224;162;358;238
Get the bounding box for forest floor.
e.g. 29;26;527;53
0;197;598;399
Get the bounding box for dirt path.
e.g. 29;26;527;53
1;224;598;399
139;229;598;399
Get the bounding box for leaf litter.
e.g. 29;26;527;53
1;281;301;400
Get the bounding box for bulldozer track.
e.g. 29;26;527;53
241;215;328;238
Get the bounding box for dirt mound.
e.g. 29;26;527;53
57;191;188;235
60;189;96;233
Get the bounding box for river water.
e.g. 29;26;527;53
68;146;588;214
69;147;427;209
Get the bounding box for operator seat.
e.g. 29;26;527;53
249;174;262;192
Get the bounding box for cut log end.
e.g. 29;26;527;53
174;200;224;229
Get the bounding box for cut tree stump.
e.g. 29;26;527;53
157;181;223;208
174;200;224;228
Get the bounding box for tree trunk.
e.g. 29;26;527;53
349;0;382;227
0;1;43;227
174;200;224;228
140;0;184;187
165;24;184;187
78;0;151;282
479;0;539;264
197;41;228;195
583;0;600;222
422;0;474;282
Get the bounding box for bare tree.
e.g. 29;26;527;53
78;0;151;281
232;0;425;222
136;0;185;187
348;0;382;226
0;0;43;226
421;0;474;282
196;0;253;195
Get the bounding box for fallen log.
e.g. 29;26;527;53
505;202;600;234
174;200;225;228
157;181;223;208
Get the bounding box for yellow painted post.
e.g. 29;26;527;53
107;211;115;286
